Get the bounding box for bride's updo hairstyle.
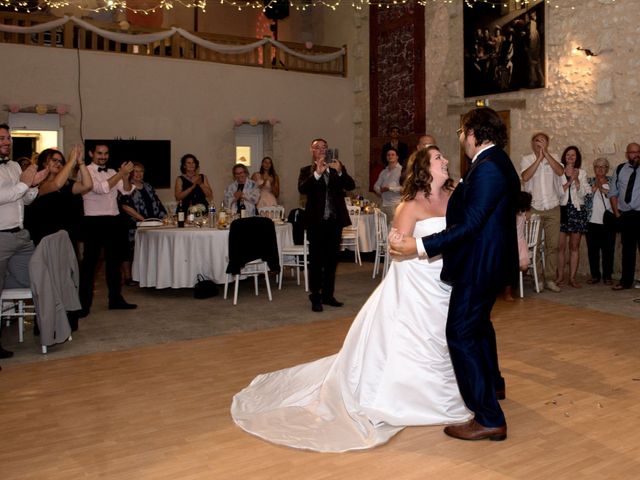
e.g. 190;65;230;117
401;146;453;201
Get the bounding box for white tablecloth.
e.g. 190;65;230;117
133;223;293;288
347;213;376;253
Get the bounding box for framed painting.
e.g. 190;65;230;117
463;0;545;97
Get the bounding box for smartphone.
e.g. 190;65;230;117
326;148;334;163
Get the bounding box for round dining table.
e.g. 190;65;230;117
133;222;293;288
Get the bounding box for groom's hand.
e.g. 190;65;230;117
389;236;418;257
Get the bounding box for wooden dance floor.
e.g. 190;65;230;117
2;298;640;479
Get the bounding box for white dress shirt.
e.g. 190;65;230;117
82;163;133;216
521;152;564;211
0;160;38;229
373;163;403;207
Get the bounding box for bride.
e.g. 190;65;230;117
231;146;472;452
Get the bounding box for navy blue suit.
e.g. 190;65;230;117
421;145;520;427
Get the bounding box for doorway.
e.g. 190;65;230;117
234;123;274;174
8;112;63;161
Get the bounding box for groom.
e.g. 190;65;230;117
390;108;520;441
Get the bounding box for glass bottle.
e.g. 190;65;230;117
177;201;185;228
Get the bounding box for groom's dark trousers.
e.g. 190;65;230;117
422;146;520;428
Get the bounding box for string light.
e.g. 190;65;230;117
0;0;615;14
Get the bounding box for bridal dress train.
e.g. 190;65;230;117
231;217;472;452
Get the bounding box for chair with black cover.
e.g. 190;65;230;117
223;217;280;305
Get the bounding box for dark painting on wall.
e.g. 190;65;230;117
463;0;545;98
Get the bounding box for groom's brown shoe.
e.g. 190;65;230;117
444;419;507;441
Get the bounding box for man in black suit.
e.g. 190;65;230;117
298;139;355;312
390;108;520;441
381;126;409;166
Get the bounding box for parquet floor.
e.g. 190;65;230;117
2;297;639;479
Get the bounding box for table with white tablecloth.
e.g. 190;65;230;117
346;213;376;253
133;223;293;288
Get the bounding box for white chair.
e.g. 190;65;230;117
279;231;309;291
341;205;362;265
519;214;542;298
258;205;285;222
1;288;35;345
223;217;277;305
224;259;273;305
372;208;390;279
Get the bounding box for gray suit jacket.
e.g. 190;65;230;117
29;230;80;347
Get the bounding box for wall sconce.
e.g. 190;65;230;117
574;46;598;60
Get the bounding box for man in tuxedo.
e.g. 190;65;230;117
79;143;136;317
390;108;520;441
298;138;355;312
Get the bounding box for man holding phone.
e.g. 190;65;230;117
298;138;355;312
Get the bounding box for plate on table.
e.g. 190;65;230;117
138;219;164;227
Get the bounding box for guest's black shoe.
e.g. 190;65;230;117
0;346;14;359
108;301;138;310
322;297;344;307
311;302;323;312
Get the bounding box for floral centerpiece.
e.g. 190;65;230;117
189;204;207;219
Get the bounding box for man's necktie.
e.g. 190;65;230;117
624;165;637;204
98;167;108;173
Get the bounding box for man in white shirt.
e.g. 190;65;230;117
373;147;403;222
79;143;135;317
521;132;564;292
0;123;48;360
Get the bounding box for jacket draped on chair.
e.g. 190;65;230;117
225;217;280;275
28;230;81;347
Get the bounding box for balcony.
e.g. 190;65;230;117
0;12;347;77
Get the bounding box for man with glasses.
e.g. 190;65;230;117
521;132;564;292
0;123;48;361
389;108;520;441
609;143;640;290
299;138;355;312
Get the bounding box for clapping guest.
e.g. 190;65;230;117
585;157;615;285
373;147;403;222
252;156;280;208
557;146;589;288
175;153;213;209
24;146;92;247
120;162;167;287
16;156;32;171
224;163;260;216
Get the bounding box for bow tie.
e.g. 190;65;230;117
0;157;9;165
97;166;109;172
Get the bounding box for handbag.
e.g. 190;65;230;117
599;191;619;231
194;274;219;299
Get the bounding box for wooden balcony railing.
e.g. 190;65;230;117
0;12;347;77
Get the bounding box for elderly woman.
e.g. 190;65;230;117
174;153;213;209
24;146;92;248
585;157;616;285
556;146;590;288
120;162;167;286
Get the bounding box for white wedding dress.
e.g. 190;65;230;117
231;217;472;452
